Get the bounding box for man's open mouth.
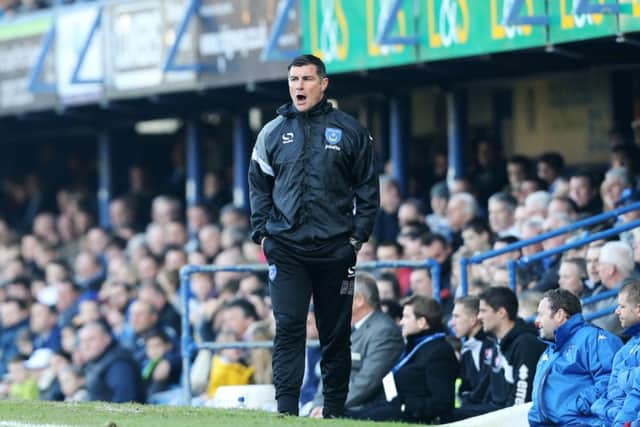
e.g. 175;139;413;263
296;94;307;101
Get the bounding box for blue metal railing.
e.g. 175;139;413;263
509;218;640;291
459;201;640;295
178;258;441;405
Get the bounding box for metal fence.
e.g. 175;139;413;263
178;258;441;405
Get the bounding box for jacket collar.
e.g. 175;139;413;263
553;313;585;349
623;322;640;338
277;97;333;118
406;328;444;351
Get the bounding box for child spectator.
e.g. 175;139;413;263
58;366;88;402
141;329;181;401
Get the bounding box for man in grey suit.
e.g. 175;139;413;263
311;273;404;416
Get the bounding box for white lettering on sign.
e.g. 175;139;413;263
114;9;162;71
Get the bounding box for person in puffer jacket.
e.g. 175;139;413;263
593;280;640;426
529;289;622;426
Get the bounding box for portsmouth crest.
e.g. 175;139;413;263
268;264;277;281
325;127;342;145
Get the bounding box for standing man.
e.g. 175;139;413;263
248;54;379;417
528;289;622;426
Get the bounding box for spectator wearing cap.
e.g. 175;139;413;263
30;301;61;352
426;182;450;238
78;320;144;403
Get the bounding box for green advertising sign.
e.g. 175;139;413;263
301;0;417;73
417;0;547;61
619;0;640;32
548;0;618;44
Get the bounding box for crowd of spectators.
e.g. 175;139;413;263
0;138;640;423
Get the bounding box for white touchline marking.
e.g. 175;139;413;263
0;422;78;427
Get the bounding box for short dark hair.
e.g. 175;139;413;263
377;272;401;300
224;298;259;321
507;155;531;173
420;232;448;248
402;295;443;331
489;192;518;211
620;280;640;306
145;328;172;345
479;287;518;321
538;152;565;173
543;288;582;317
463;217;492;236
455;295;479;316
570;169;596;189
288;54;327;78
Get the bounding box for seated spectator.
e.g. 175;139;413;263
592;280;640;426
569;169;603;218
1;356;38;400
376;272;401;301
345;295;458;423
591;241;636;333
533;213;573;292
201;330;254;401
121;299;175;367
246;321;273;386
376;241;411;296
558;257;588;298
529;289;622;426
0;298;30;377
30;301;61;352
373;177;401;244
459;287;545;418
537;152;565;194
445;192;479;250
488;192;519;238
601;167;631;212
78;320;144;403
426;181;450;238
449;296;492;420
58;366;89;402
141;329;181;402
311;273;403;416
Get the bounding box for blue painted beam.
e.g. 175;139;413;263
185;118;202;208
97;131;111;229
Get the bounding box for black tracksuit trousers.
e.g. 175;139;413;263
264;236;356;417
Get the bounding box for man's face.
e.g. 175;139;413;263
558;262;583;296
535;297;561;340
507;163;525;186
400;305;424;337
78;325;111;362
488;200;513;233
422;241;450;264
586;246;601;283
451;304;478;339
569;176;593;208
616;291;640;330
377;245;399;262
398;204;420;227
410;269;432;297
462;229;488;253
288;64;328;113
222;307;252;337
446;199;467;232
130;302;157;334
478;300;500;335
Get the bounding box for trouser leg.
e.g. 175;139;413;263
266;239;312;415
309;240;356;417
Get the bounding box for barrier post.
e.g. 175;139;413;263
179;265;194;406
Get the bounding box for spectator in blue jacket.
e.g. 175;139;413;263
529;289;622;426
592;280;640;426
